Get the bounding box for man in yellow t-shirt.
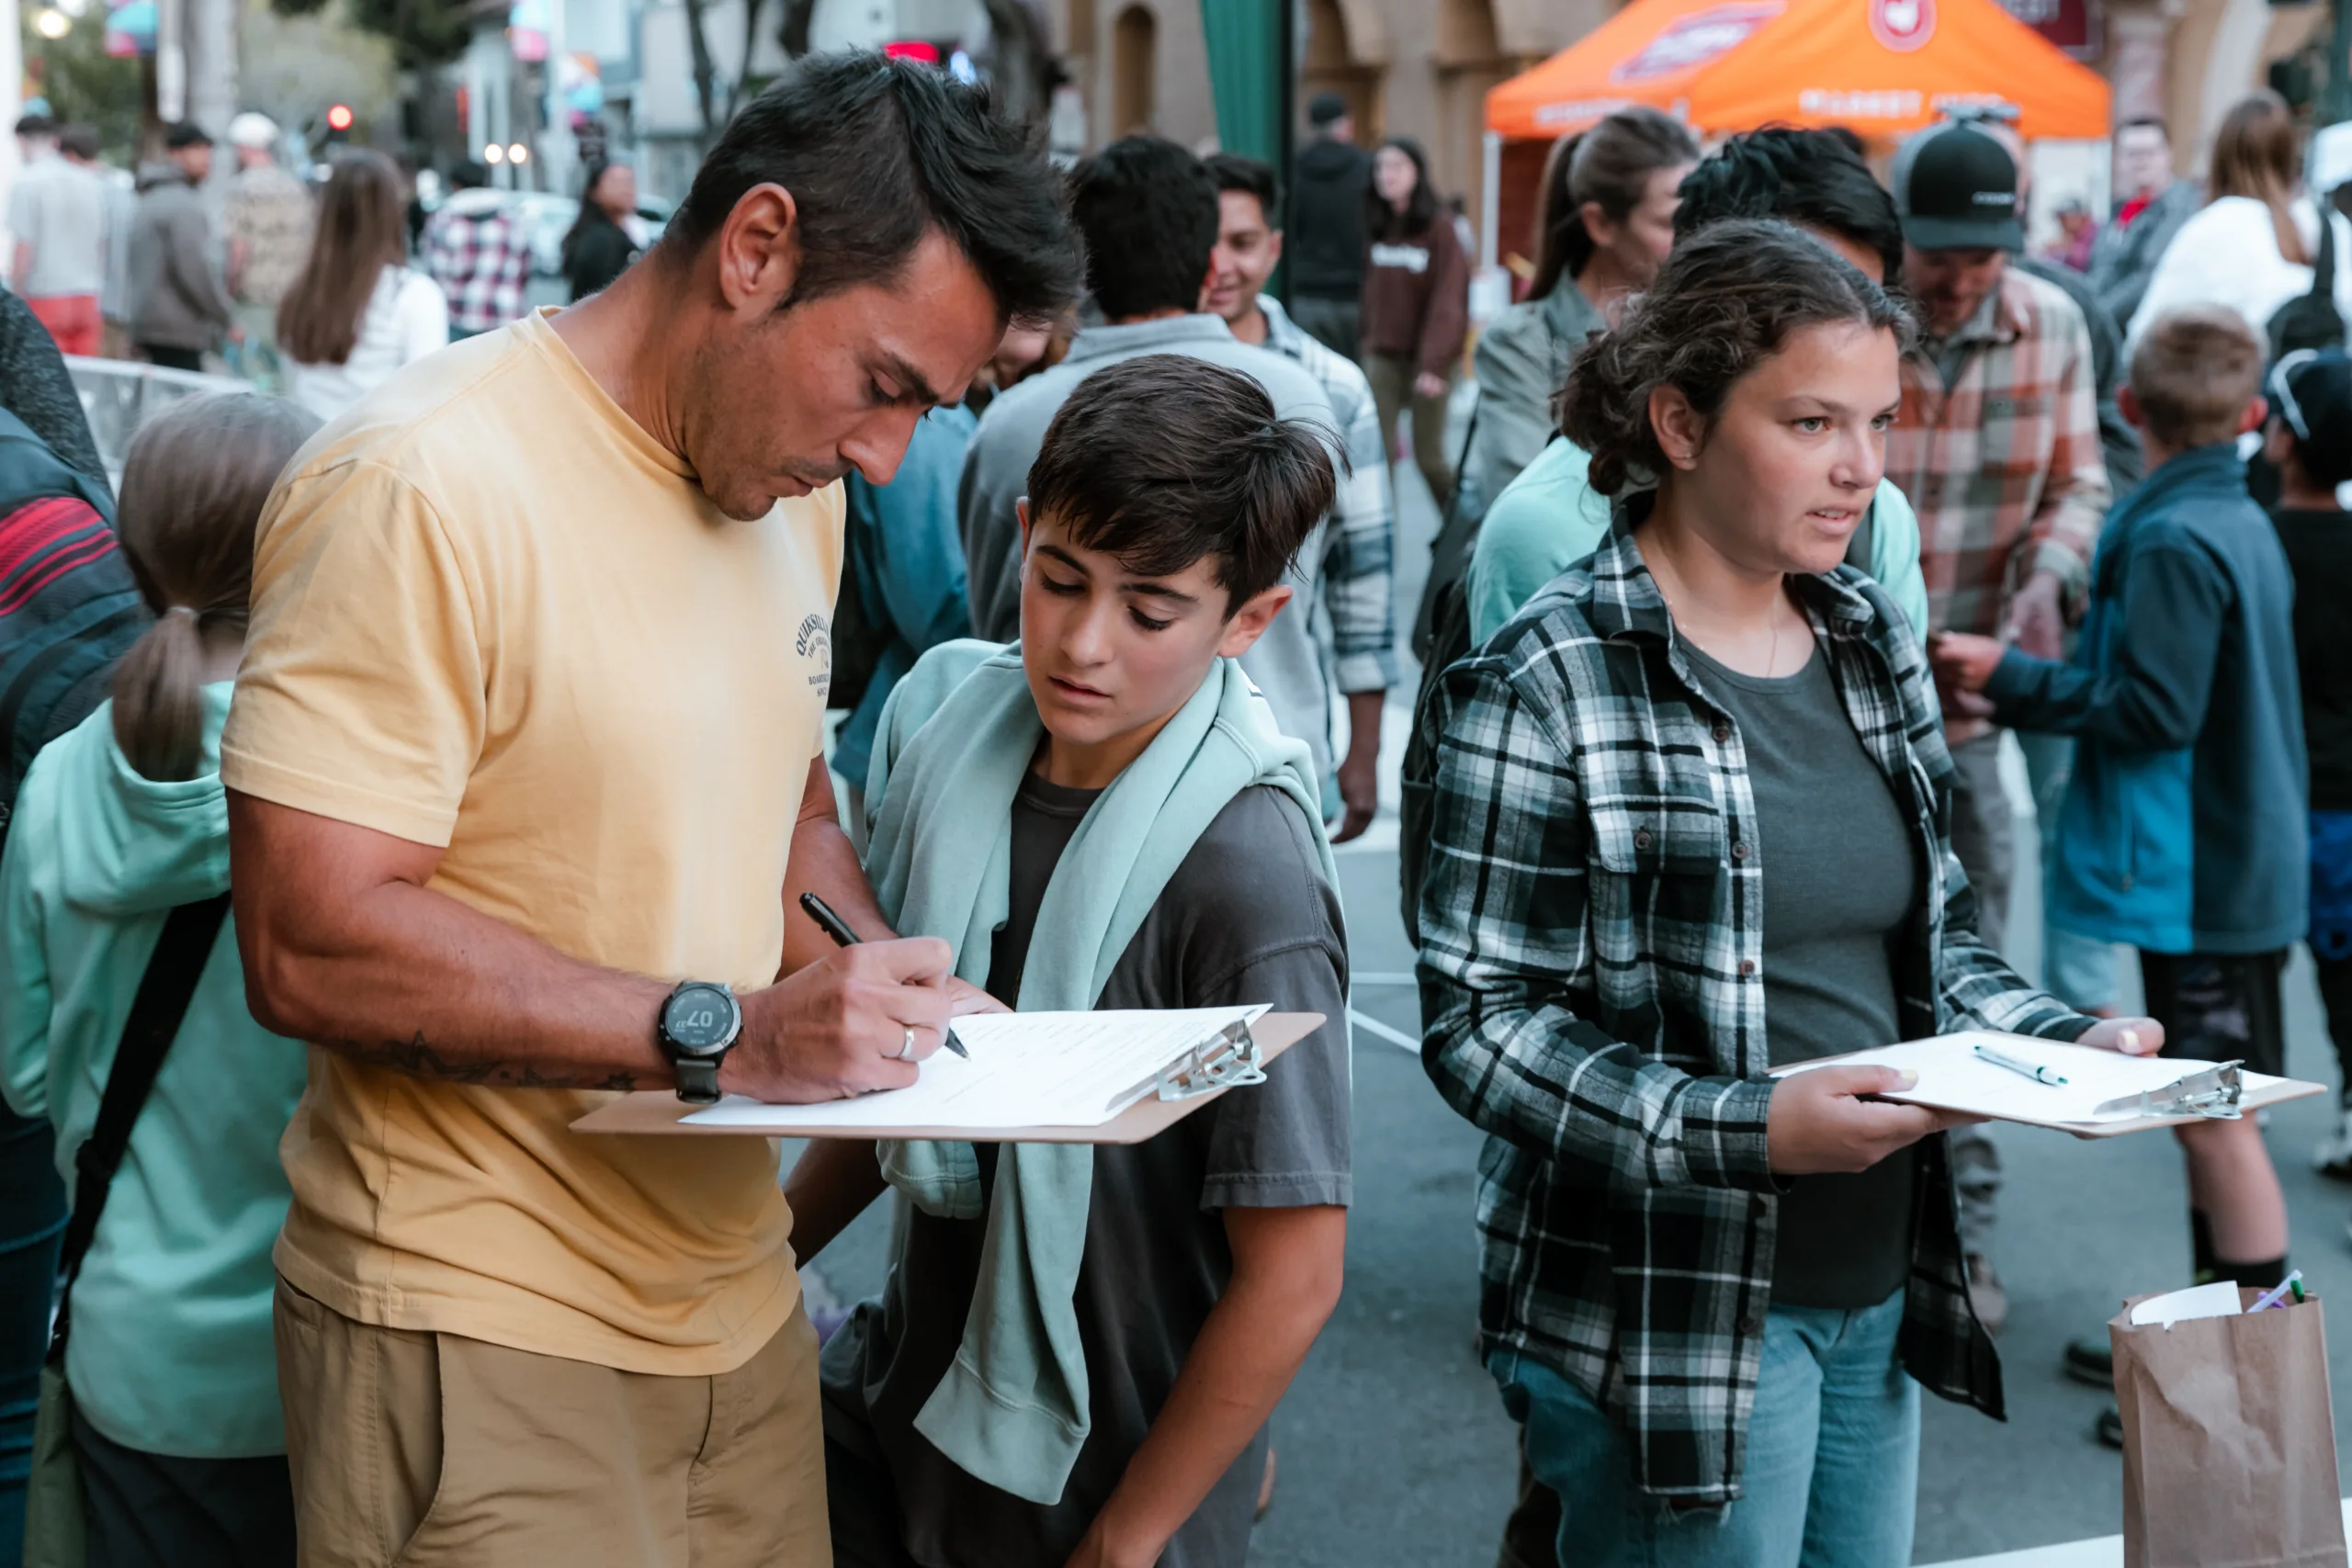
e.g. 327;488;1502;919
220;55;1082;1568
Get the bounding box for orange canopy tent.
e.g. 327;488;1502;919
1486;0;2112;143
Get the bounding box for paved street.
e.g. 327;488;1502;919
801;441;2352;1564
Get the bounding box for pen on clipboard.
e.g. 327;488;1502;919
1973;1043;2069;1087
798;892;968;1058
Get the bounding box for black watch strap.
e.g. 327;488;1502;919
673;1056;722;1105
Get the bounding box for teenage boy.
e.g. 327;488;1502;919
789;355;1352;1568
2263;352;2352;1182
1203;152;1396;841
1933;306;2305;1447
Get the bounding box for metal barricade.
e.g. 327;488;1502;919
62;356;250;487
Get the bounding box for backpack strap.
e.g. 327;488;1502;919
47;892;233;1358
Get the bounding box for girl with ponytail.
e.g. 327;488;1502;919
2;390;317;1566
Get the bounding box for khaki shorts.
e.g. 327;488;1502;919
273;1276;828;1568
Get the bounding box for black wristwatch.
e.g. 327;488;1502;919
657;981;743;1104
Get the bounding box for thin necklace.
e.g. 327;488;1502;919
1648;538;1785;676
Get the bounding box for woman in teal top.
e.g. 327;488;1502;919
1468;441;1930;645
0;393;317;1566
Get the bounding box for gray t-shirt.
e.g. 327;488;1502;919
1679;635;1921;1310
7;157;109;299
822;774;1351;1568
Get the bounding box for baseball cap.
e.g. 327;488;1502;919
227;112;278;150
163;121;213;151
1307;93;1349;128
1891;122;2024;253
2269;349;2352;479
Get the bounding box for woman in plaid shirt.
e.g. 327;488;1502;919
1417;221;2162;1566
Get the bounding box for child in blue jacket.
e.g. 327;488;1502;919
1934;305;2306;1444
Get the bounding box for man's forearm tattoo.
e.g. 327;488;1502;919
336;1032;639;1091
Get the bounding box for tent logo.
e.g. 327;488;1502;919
1870;0;1938;52
1610;2;1787;84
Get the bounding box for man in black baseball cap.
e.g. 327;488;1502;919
1886;112;2111;1338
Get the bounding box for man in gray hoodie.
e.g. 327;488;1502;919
129;122;234;372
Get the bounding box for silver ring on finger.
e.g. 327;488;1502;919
896;1026;918;1061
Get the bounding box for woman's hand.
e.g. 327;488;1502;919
1927;631;2007;694
1767;1066;1979;1175
2076;1016;2165;1055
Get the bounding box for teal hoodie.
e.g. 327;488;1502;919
0;681;303;1458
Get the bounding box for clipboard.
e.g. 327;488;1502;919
1780;1032;2325;1137
571;1010;1325;1145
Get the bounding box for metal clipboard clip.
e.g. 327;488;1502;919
1155;1018;1267;1102
2091;1059;2246;1122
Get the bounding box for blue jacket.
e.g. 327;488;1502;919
1984;443;2307;954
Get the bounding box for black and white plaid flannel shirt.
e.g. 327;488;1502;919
1416;516;2091;1504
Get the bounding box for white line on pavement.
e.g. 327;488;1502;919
1349;1010;1421;1053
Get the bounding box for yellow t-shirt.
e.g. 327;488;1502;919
221;310;842;1374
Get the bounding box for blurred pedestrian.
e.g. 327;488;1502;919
221;113;314;393
1360;136;1467;510
2088;117;2202;334
2261;351;2352;1181
957;135;1343;799
1459;108;1698;525
562;159;643;302
1933;308;2303;1448
221;53;1079;1563
0;306;130;1565
1204;152;1398;841
2128;92;2352;355
1288;93;1372;359
128;123;234;374
1419;220;2154;1568
277;150;448;423
9;116;109;358
420;161;531;339
2046;197;2096;273
3;391;320;1568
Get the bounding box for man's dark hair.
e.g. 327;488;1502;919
1069;137;1218;321
14;114;56;140
664;51;1082;329
1026;355;1338;612
2119;115;2170;141
57;124;100;162
1673;127;1906;287
1206;152;1278;227
164;121;211;151
450;160;491;190
1307;92;1348;129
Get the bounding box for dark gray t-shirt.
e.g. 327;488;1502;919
1680;635;1921;1310
822;773;1351;1568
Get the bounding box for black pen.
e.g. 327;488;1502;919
798;892;967;1058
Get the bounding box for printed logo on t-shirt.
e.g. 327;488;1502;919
1369;243;1430;275
796;612;831;696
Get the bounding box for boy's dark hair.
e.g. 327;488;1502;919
1070;137;1219;321
1561;220;1917;496
164;121;211;151
664;51;1083;330
1673;127;1905;286
1026;355;1338;612
450;160;491;190
57;124;100;162
2129;306;2265;450
15;114;56;140
1206;152;1278;226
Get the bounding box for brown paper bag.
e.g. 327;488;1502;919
2112;1289;2347;1568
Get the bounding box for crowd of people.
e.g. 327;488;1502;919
3;40;2352;1568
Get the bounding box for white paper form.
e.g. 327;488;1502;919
680;1005;1270;1132
1771;1032;2287;1125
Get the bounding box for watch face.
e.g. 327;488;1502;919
663;985;738;1055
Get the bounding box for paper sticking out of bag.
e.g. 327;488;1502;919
2128;1279;2246;1328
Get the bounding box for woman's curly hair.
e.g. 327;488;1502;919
1557;219;1918;496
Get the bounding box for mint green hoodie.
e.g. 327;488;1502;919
0;682;303;1458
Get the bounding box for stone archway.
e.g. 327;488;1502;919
1110;4;1157;135
1302;0;1384;137
1435;0;1509;245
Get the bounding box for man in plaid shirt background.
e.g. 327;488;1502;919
421;162;534;339
1887;121;2111;1327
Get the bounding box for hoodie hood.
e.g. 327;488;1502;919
37;682;233;918
135;161;192;194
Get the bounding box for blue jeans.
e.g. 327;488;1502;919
1491;1291;1920;1568
0;1102;65;1568
2017;729;2118;1010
